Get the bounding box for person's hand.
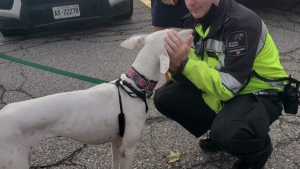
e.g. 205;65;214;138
164;30;194;73
162;0;175;6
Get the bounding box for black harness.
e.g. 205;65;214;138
115;67;157;137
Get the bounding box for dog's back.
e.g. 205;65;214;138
0;81;146;168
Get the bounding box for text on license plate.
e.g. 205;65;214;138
53;5;80;19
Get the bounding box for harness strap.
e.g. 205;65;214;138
239;70;300;94
252;70;300;85
115;79;149;137
116;79;125;137
121;80;149;112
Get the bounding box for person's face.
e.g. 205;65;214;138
185;0;213;19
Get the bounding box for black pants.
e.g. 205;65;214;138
154;81;282;169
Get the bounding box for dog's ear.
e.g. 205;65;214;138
159;50;170;74
120;34;148;50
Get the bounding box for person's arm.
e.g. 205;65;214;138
182;28;261;101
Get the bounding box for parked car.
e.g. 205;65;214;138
0;0;133;36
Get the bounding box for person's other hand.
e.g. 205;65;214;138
164;30;193;73
162;0;175;6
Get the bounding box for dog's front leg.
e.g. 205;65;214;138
0;135;30;169
111;138;122;169
119;144;137;169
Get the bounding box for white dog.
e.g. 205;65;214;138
0;29;192;169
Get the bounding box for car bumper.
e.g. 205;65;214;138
0;0;131;30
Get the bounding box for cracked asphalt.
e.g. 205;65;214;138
0;0;300;168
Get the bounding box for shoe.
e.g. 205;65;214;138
199;137;221;152
232;159;251;169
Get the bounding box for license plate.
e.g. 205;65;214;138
53;5;80;19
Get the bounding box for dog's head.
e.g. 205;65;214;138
120;29;193;74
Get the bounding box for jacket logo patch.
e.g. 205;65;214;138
234;33;244;42
226;31;248;56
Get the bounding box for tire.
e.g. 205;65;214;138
0;29;23;37
114;0;133;20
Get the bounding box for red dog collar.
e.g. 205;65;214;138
126;67;158;91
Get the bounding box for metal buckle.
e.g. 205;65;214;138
146;90;153;99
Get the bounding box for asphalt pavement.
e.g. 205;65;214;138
0;0;300;168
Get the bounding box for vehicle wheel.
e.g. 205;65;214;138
115;0;133;20
0;29;23;37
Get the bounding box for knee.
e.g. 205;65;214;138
154;84;179;118
211;120;269;155
153;87;167;112
210;120;254;152
209;119;227;147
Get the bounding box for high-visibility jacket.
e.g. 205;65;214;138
170;0;287;113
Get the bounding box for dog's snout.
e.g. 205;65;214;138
179;29;193;40
184;29;193;35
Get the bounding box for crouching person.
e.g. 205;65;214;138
154;0;288;168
